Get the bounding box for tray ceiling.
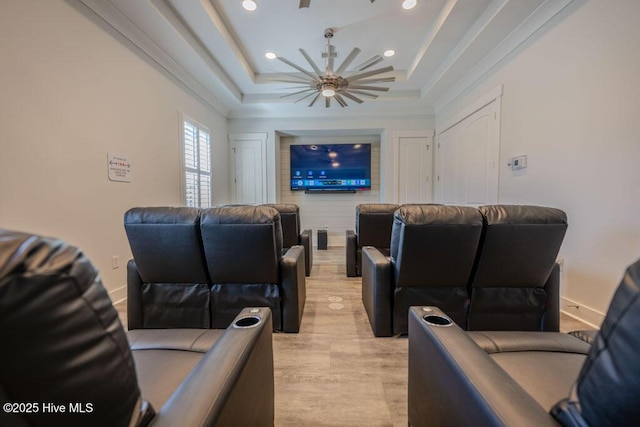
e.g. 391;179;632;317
76;0;576;118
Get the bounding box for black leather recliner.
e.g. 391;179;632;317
468;205;567;331
124;207;211;329
408;257;640;427
346;203;399;277
201;206;306;332
125;206;306;332
362;205;484;336
263;203;313;276
0;230;274;427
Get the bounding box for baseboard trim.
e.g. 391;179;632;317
560;296;605;329
109;286;127;305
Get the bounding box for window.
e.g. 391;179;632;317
182;117;211;208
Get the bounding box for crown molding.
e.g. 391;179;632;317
74;0;231;117
433;0;575;113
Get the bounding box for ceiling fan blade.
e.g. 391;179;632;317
347;65;394;82
308;93;321;107
341;91;364;104
269;79;314;85
325;97;331;108
334;93;348;107
294;91;318;103
335;48;361;76
299;0;311;8
299;49;323;76
351;77;395;84
279;70;318;82
280;88;317;98
351;55;384;72
277;56;318;80
348;85;389;92
278;85;317;90
348;89;379;99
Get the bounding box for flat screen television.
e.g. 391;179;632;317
290;143;371;191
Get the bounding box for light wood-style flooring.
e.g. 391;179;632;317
115;246;589;426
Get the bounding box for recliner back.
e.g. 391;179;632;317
201;206;283;328
0;230;146;427
552;258;640;426
201;206;282;284
124;207;209;284
356;204;399;249
263;203;300;249
467;205;567;330
390;205;483;331
391;205;483;287
124;207;211;328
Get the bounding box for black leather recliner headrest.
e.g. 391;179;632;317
200;206;282;284
263;203;299;215
0;230;145;426
481;205;567;225
393;204;479;226
124;207;209;284
471;205;568;288
390;205;483;287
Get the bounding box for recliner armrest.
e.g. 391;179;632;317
280;246;306;333
361;246;393;337
346;229;357;277
408;307;557;426
299;229;313;276
152;308;274;427
127;259;143;330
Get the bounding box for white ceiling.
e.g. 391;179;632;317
77;0;575;118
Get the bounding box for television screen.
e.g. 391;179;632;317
290;143;371;191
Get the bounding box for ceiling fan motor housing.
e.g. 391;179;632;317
318;76;348;92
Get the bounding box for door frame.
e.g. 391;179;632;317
229;132;268;204
392;130;435;204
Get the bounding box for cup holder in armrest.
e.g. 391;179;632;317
423;314;453;327
234;316;262;328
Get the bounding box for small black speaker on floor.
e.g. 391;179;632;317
317;229;328;250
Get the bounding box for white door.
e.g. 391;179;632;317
437;129;460;204
397;136;433;204
230;134;267;204
436;98;500;206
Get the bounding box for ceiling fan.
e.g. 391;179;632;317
272;28;395;108
299;0;375;8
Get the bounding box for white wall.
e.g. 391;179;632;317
0;0;229;300
280;135;381;246
228;115;434;208
436;0;640;324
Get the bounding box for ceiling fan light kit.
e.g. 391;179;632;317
274;28;395;108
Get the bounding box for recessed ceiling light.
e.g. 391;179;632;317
383;49;396;57
265;52;276;59
402;0;417;10
242;0;257;11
